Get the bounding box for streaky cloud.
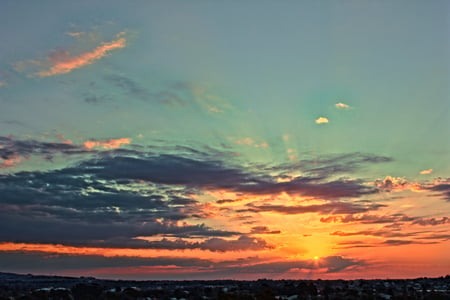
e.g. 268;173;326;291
15;32;126;77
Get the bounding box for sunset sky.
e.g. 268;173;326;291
0;1;449;280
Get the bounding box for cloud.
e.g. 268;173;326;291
120;235;272;252
0;144;398;251
216;199;238;204
0;251;362;279
233;255;363;274
37;33;126;77
199;235;273;252
426;180;450;201
271;152;392;178
413;217;450;226
236;177;378;199
233;137;255;145
0;156;22;169
420;169;433;175
315;117;329;124
320;213;416;224
14;32;126;77
0;136;90;167
335;102;351;109
374;176;409;192
250;226;281;234
83;138;131;150
103;74;150;100
230;137;269;148
245;201;385;215
330;229;425;239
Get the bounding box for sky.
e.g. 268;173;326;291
0;0;449;280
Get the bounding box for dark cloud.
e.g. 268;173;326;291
84;94;113;104
416;233;450;240
382;239;414;246
0;145;394;251
0;136;89;162
80;235;273;252
412;217;450;226
0;165;239;247
334;239;439;249
77;153;380;200
428;183;450;201
236;177;378;199
0;251;213;273
104;74;150;100
250;226;281;234
216;199;238;204
232;256;363;274
269;153;392;177
330;229;424;238
103;75;190;105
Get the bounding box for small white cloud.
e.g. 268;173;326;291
335;102;351;109
419;169;433;175
315;117;329;124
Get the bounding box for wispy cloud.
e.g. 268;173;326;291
315;117;329;124
15;32;126;77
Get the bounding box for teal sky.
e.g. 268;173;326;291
0;1;449;279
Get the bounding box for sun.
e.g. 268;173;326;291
313;256;319;261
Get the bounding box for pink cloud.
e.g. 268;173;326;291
17;32;126;77
83;138;131;150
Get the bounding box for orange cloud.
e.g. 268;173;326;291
315;117;329;124
17;32;126;77
419;169;433;175
84;138;131;150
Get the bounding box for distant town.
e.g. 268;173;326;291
0;272;449;300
